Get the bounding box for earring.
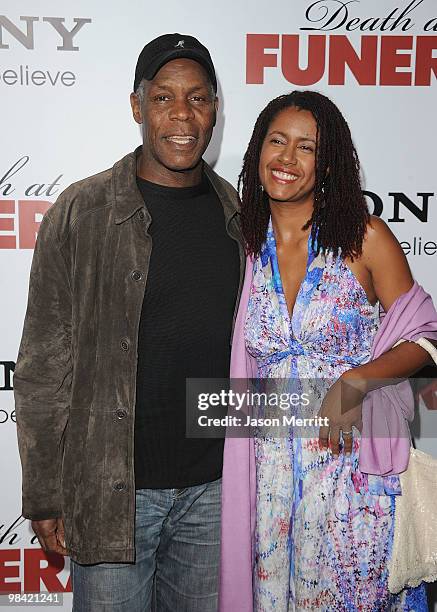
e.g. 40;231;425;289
320;182;326;208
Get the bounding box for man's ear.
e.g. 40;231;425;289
130;92;143;125
213;96;219;127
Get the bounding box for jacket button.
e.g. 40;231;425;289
120;338;130;351
138;210;145;221
113;480;126;492
131;270;143;282
116;408;127;420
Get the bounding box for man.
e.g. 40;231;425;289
14;33;244;611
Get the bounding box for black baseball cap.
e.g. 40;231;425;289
133;33;217;93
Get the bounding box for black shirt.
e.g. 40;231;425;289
134;173;240;488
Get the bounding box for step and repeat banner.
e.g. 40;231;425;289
1;0;436;608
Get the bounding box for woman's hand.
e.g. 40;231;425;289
318;376;366;457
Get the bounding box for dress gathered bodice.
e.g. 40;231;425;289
245;220;379;379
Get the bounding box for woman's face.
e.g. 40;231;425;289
258;106;317;205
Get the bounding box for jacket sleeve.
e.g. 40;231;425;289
14;211;72;520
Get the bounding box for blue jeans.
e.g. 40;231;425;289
71;478;221;611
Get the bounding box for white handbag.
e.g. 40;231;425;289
388;337;437;594
388;446;437;593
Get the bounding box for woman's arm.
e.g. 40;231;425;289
319;217;435;456
343;216;433;388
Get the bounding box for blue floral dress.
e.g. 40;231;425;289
244;221;427;611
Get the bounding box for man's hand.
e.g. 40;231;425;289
31;518;67;556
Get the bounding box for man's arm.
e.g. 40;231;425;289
14;211;72;529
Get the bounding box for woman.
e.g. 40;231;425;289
219;91;437;611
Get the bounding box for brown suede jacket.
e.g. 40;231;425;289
14;148;245;564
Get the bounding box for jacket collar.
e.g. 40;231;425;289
203;162;239;227
112;147;145;225
112;146;239;225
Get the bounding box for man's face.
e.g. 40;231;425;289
130;58;218;184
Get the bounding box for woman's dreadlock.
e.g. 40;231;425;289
238;90;369;259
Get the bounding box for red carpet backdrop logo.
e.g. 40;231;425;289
0;157;63;249
0;15;91;88
0;517;71;593
246;0;437;86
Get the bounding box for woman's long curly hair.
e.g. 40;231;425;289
238;90;369;258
